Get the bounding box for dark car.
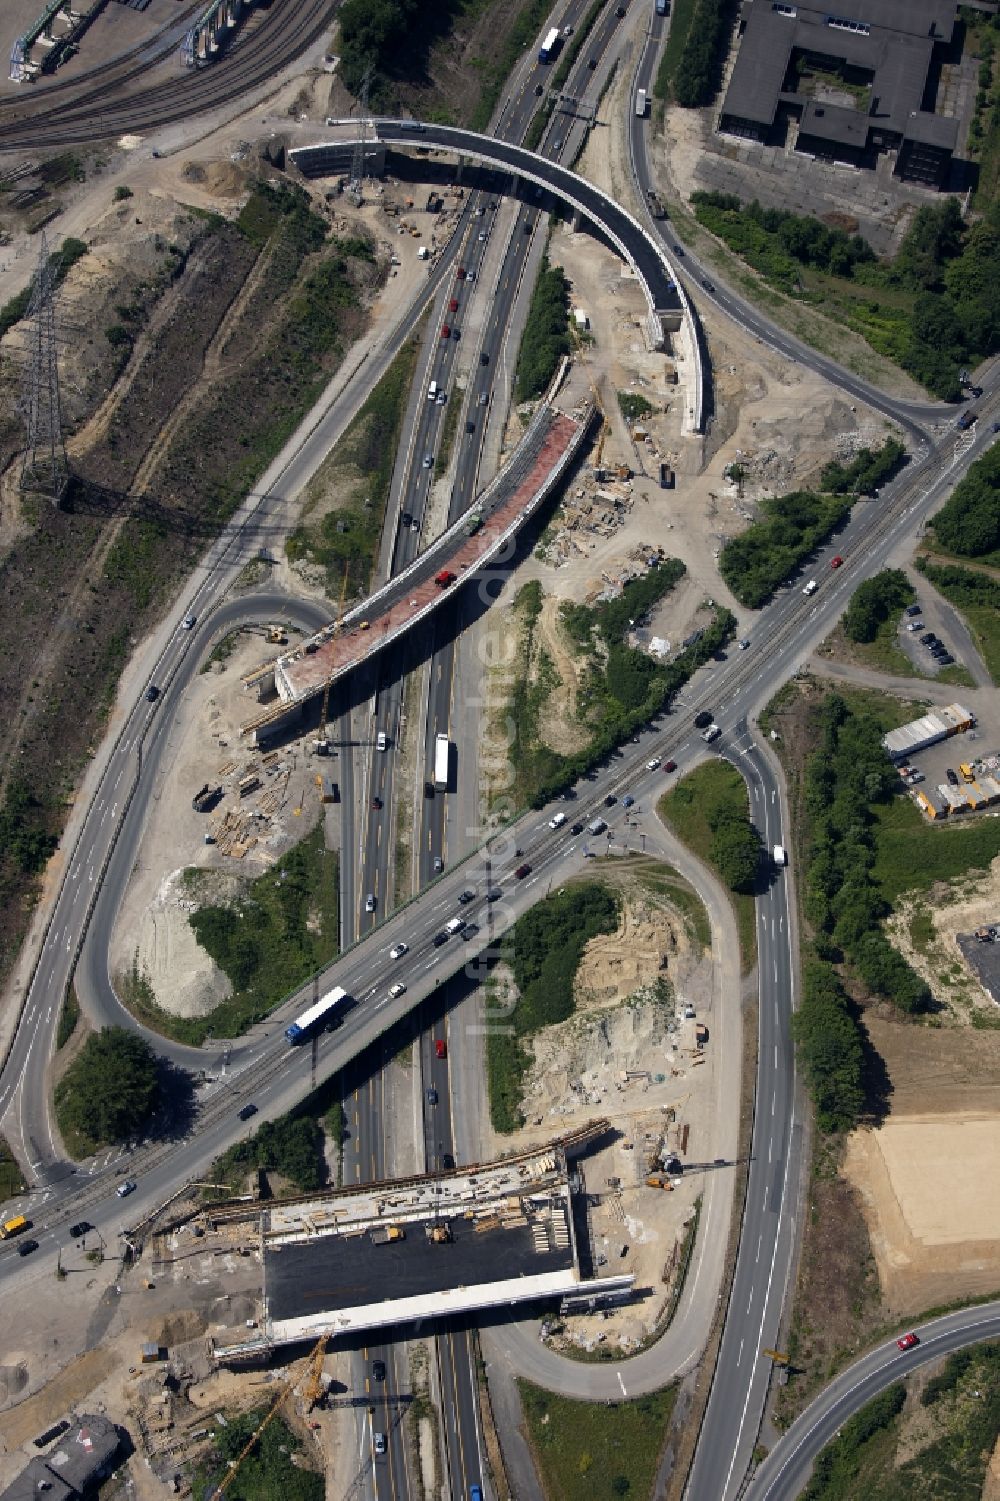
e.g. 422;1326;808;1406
514;862;531;879
615;4;626;13
442;1152;456;1170
623;795;635;808
920;633;936;645
480;351;489;365
534;82;544;95
673;244;684;256
68;1222;91;1239
604;793;617;807
465;420;475;433
371;796;382;810
701;279;715;293
694;710;713;729
433;931;448;946
426;1087;439;1105
937;653;954;665
486;887;503;901
947;767;959;785
17;1239;38;1257
145;685;159;702
664;759;677;772
373;1360;386;1381
401;511;413;526
905;603;921;617
588;56;598;67
238;1103;258;1122
570;822;584;835
458;889;476;905
970;385;984;397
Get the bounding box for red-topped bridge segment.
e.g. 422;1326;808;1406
240;398;594;743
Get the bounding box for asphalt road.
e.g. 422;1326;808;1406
745;1303;1000;1500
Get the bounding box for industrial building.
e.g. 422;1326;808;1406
207;1126;633;1360
0;1413;122;1501
882;702;975;761
718;0;960;187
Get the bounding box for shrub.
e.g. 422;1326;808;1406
113;185;134;202
516;261;572;401
843;568;914;643
719;490;850;609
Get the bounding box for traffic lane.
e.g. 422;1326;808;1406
747;1307;1000;1501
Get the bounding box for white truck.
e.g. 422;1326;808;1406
772;844;788;867
434;733;450;791
548;811;567;830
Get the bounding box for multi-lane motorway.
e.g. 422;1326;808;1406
1;5;996;1498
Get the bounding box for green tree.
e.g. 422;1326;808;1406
55;1027;159;1147
792;963;864;1132
843;568;913;643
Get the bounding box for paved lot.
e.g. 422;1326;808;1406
957;933;1000;1005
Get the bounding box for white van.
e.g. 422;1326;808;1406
772;844;788;867
428;380;439;402
376;730;388;751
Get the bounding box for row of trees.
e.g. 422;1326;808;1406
819;437;905;497
515;262;572;401
691;192;874;280
718;490;850;608
803;695;931;1014
929;439;1000;558
842;568;914;644
792;961;864;1133
671;0;738;108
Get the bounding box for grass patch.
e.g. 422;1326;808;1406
653;0;697;99
617;392;656;422
908;906;936;953
820;619;925;680
287;332;420;599
637;866;712;951
192;1406;322;1501
57;985;81;1049
658;763;758;973
470;0;553;130
0;1136;26;1202
519;1379;677;1501
435;387;462;477
871;795;1000;906
487;883;619;1133
127;825;339;1046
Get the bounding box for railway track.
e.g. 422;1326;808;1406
0;0;336;150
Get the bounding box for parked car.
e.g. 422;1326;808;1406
905;603;921;617
905;621;923;632
938;653;954;665
68;1222;91;1239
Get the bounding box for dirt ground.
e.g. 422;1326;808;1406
493;862;716;1352
842;1014;1000;1315
109;629;332;1016
887;855;1000;1021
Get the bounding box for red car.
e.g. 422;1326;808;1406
456;266;467;280
448;297;459;312
831;555;844;568
441;324;451;339
435;1039;447;1059
896;1332;919;1351
371;796;382;810
664;759;677;772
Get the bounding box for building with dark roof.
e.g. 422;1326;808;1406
719;0;959;186
0;1414;122;1501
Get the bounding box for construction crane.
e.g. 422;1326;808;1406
206;1334;330;1498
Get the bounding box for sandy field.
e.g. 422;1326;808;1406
843;1014;1000;1314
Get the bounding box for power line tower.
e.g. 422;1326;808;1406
20;231;68;504
348;66;374;206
